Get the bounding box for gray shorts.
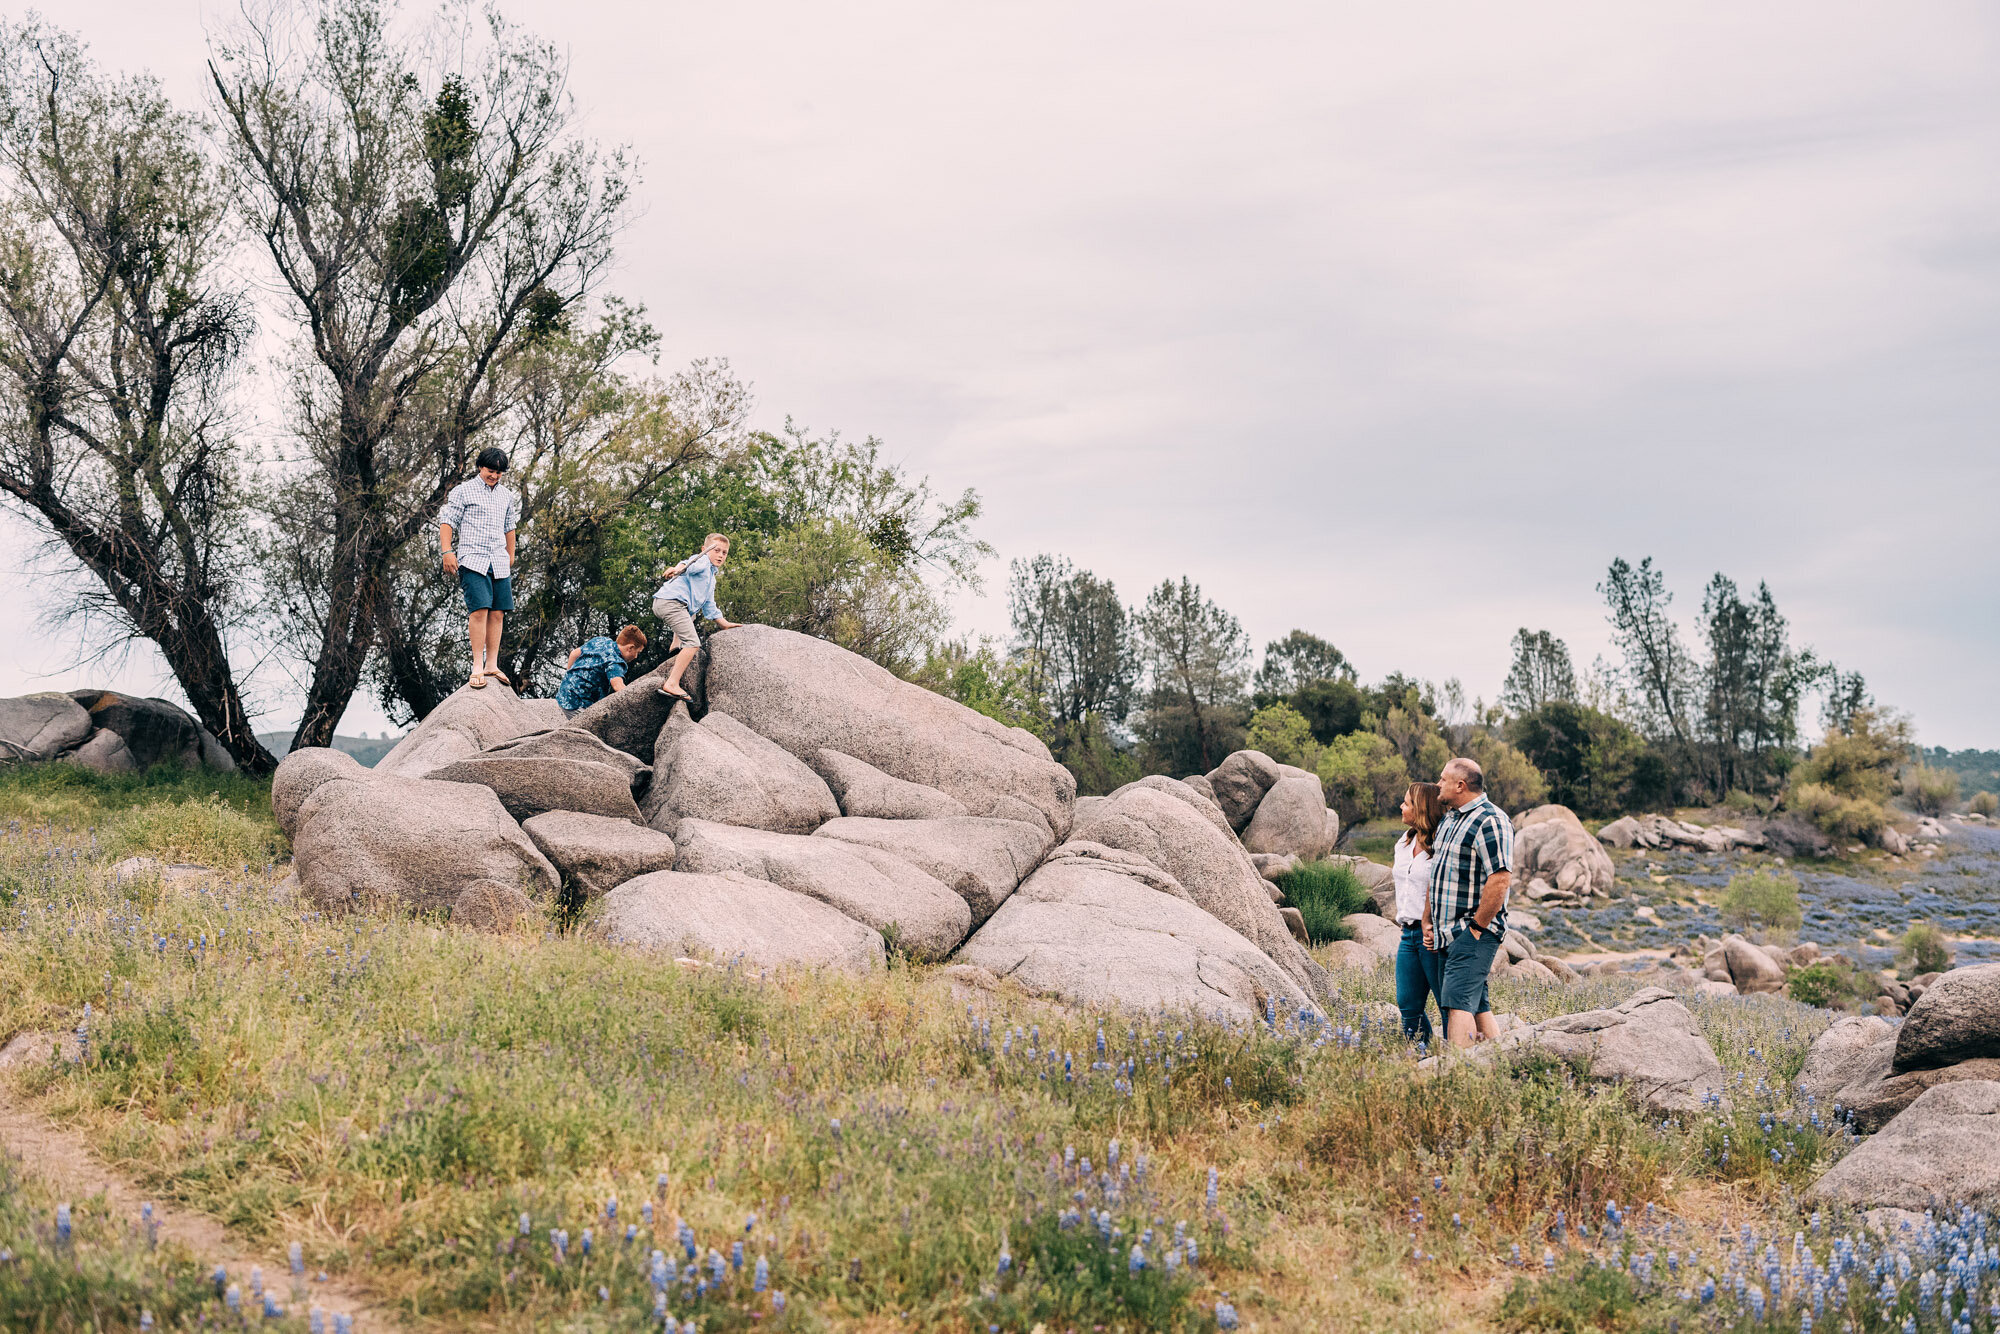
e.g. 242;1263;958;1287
652;596;699;651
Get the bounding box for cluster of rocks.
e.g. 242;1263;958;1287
0;690;237;773
1662;934;1941;1014
1597;812;1766;854
273;626;1339;1020
1803;964;2000;1211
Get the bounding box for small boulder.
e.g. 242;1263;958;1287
1320;939;1381;971
1204;750;1282;831
1181;774;1218;806
0;692;92;762
1241;773;1335;860
952;853;1313;1020
1823;1036;2000;1131
1326;855;1397;916
1278;906;1309;945
1895;963;2000;1072
810;748;968;821
1596;815;1644;849
1482;987;1729;1113
813;815;1051;926
521;810;679;900
594;869;884;974
426;755;644;824
1510;959;1559;985
292;774;559;914
1722;934;1788;994
1513;806;1615;899
478;727;651;791
1809;1082;2000;1212
673;818;970;961
644;711;840;838
63;728;137;774
1795;1015;1895;1103
1251;852;1299;883
65;691;206;768
1695;979;1739;999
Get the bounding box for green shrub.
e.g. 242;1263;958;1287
1790;706;1912;804
1718;869;1802;938
1898;922;1953;976
1275;860;1372;944
1785;781;1889;843
1497;1263;1653;1332
1719;788;1760;813
101;794;285;868
1971;790;1998;817
1316;732;1409;826
1903;763;1959;816
1787;959;1875;1010
1244;702;1321;771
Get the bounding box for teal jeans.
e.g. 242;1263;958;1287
1395;923;1443;1043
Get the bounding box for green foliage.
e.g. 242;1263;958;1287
1497;1262;1652;1332
1719;870;1803;938
1902;763;1959;816
1499;628;1578;716
1316;732;1410;826
1008;553;1138;728
1464;732;1550;813
1252;629;1354;701
1974;790;2000;818
1505;702;1646;818
1244;703;1321;771
1789;707;1913;805
1275;860;1371;944
910;639;1047;733
1898;922;1953;976
1288;676;1367;744
1132;577;1250;775
0;762;274;834
101;794;285;869
1787;959;1877;1010
1922;745;2000;802
1785;782;1890;843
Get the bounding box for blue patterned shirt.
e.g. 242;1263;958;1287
1427;794;1513;947
555;637;628;711
440;476;520;578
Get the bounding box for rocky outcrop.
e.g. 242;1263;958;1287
567;665;688;765
64;728;138;774
592;869;884;974
703;626;1075;838
1721;934;1788;994
809;748;968;821
643;711;839;838
478;727;651;791
813;816;1051;927
1895;964;2000;1071
1205;750;1281;831
1475;987;1728;1113
522;810;678;900
1809;1082;2000;1211
291;774;559;917
375;681;554;776
673;818;970;960
0;692;92;763
1597;812;1765;853
952;848;1313;1020
426;755;645;824
1242;771;1336;860
1513;806;1614;899
1821;1036;2000;1132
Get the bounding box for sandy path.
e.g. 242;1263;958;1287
0;1036;399;1330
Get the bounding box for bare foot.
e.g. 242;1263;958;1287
658;681;690;700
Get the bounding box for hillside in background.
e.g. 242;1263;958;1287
255;732;401;768
1924;745;2000;796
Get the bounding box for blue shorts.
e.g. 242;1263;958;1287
1439;925;1498;1014
459;567;514;612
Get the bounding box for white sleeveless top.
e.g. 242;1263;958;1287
1392;832;1433;925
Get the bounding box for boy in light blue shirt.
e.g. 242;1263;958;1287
652;533;744;700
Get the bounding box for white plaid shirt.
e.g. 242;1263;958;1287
440;476;520;578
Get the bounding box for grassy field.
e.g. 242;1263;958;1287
1;767;1989;1332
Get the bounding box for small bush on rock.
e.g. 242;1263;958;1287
1902;763;1959;816
1787;959;1875;1010
1275;860;1371;944
1973;790;2000;817
1898;921;1953;976
1718;869;1802;938
1785;781;1889;843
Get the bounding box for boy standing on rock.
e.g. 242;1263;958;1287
652;533;744;701
439;447;520;690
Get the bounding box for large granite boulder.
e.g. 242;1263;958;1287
813;815;1051;926
1072;782;1325;1000
426;755;644;824
1106;774;1234;838
953;847;1314;1021
1242;771;1335;860
809;748;968;821
1795;1015;1896;1104
1809;1082;2000;1211
0;692;92;762
65;690;211;768
1478;988;1728;1113
566;664;693;765
374;682;554;776
1822;1034;2000;1131
673;819;970;960
477;727;651;792
1895;964;2000;1071
1205;750;1282;831
644;711;839;838
271;746;367;838
703;625;1074;839
593;869;884;974
291;774;559;916
1513;806;1615;899
521;810;679;900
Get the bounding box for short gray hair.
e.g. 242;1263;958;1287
1443;757;1485;792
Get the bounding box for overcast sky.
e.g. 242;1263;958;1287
6;2;1998;746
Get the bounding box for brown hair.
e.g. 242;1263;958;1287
1403;781;1445;854
615;624;647;652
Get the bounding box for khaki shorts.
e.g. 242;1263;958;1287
652;596;699;651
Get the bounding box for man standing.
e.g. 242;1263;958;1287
1423;756;1513;1048
438;447;520;690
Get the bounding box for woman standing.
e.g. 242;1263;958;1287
1393;781;1446;1043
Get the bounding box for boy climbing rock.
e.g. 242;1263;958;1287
653;533;744;700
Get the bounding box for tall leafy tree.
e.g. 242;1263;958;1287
1007;553;1137;729
209;0;632;748
1600;556;1695;770
1698;574;1817;794
1499;628;1578;715
1132;576;1250;774
0;23;274;771
1252;629;1354;701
